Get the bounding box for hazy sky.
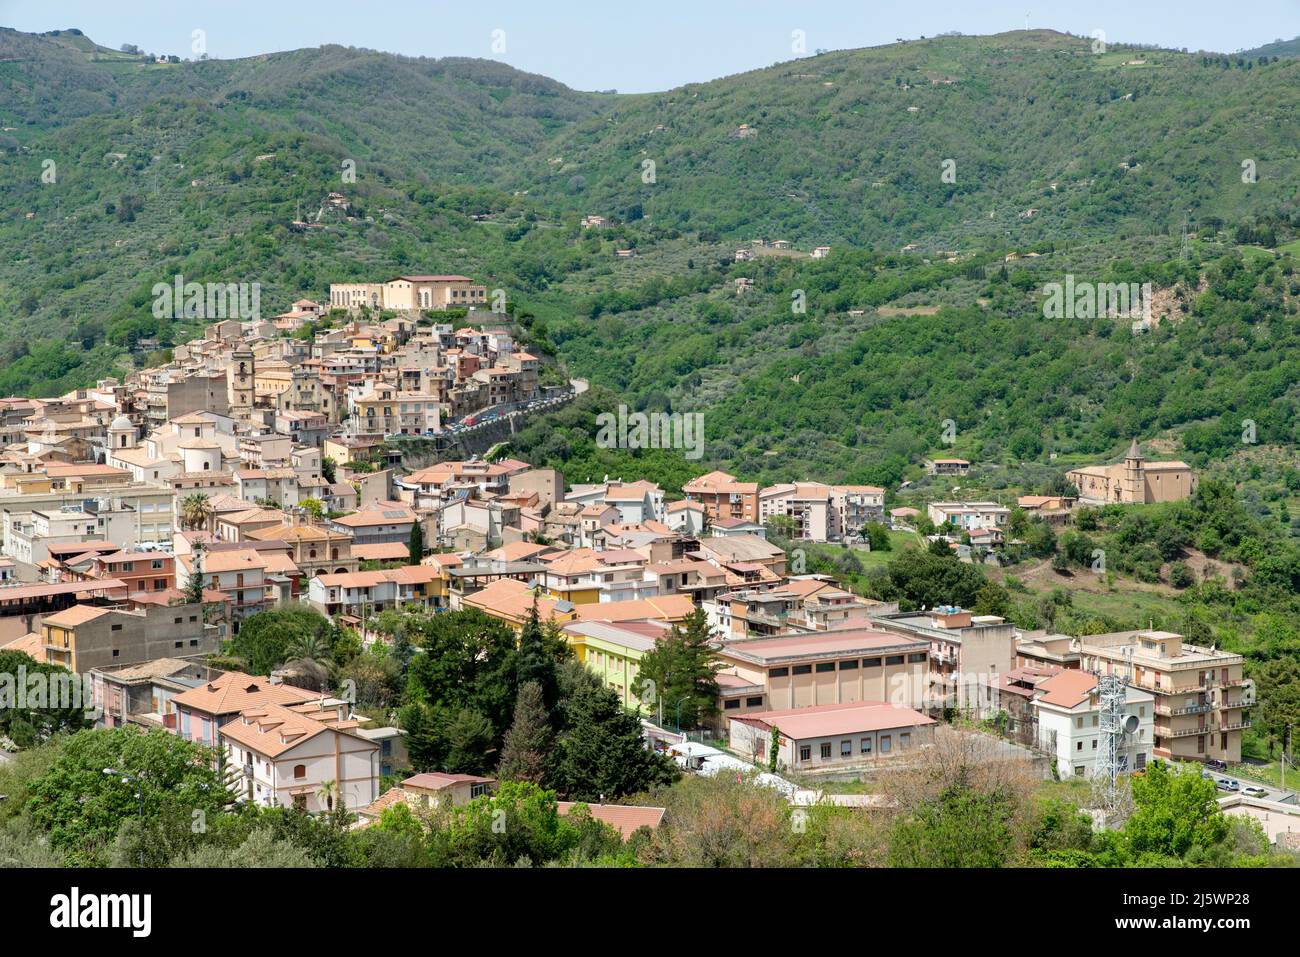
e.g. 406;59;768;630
2;0;1296;92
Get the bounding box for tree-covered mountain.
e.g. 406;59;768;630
1;24;1298;462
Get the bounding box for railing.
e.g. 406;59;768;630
1158;724;1214;738
1154;702;1213;716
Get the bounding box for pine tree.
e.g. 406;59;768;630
183;546;206;605
443;707;495;775
552;670;678;801
408;521;425;565
497;681;553;785
516;599;558;712
631;607;720;730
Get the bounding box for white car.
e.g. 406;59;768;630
1241;785;1268;798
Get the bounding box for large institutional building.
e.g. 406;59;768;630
1067;440;1197;505
328;275;487;312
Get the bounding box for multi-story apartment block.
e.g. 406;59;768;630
683;470;760;524
1078;629;1251;763
42;600;221;674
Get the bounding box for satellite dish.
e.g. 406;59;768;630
1122;714;1140;735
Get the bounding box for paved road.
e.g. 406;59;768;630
1208;768;1296;804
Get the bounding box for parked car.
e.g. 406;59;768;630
1215;778;1239;792
1205;758;1227;771
1242;786;1268;798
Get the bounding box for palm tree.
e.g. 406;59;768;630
316;779;338;813
287;631;331;667
181;492;212;531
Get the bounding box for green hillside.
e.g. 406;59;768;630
1;24;1298;460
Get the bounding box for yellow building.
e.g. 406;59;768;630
1068;440;1197;505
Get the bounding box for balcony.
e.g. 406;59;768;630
1157;724;1214;739
1157;720;1251;738
1129;680;1209;695
1153;702;1213;717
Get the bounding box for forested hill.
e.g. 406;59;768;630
0;26;1297;401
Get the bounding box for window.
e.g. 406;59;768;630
111;624;123;632
815;662;835;673
860;737;872;754
908;653;928;663
879;735;891;753
769;667;789;678
900;732;911;749
1074;766;1085;777
839;659;859;670
792;665;812;676
885;655;904;666
1092;739;1098;750
1077;741;1083;751
293;764;306;779
820;742;832;759
799;745;811;762
746;696;764;707
724;698;741;710
840;739;852;757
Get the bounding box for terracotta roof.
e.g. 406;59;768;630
0;631;46;662
462;578;574;624
556;802;666;838
171;671;317;716
219;702;361;758
734;701;935;739
573;594;695;624
1035;669;1099;709
351;541;411;561
401;772;495;792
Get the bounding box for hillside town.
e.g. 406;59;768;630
0;275;1289;861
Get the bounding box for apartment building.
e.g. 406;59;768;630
872;607;1018;713
758;482;885;541
41;601;221;674
307;565;445;617
683;470;760;524
221;700;380;813
170;670;320;748
1078;629;1251;763
177;547;271;621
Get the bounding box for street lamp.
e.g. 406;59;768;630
103;767;144;866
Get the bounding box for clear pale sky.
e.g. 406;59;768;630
1;0;1295;92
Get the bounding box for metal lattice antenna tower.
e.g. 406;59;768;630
1092;646;1134;822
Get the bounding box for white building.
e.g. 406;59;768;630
1032;670;1154;778
927;501;1011;533
220;700;380;813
